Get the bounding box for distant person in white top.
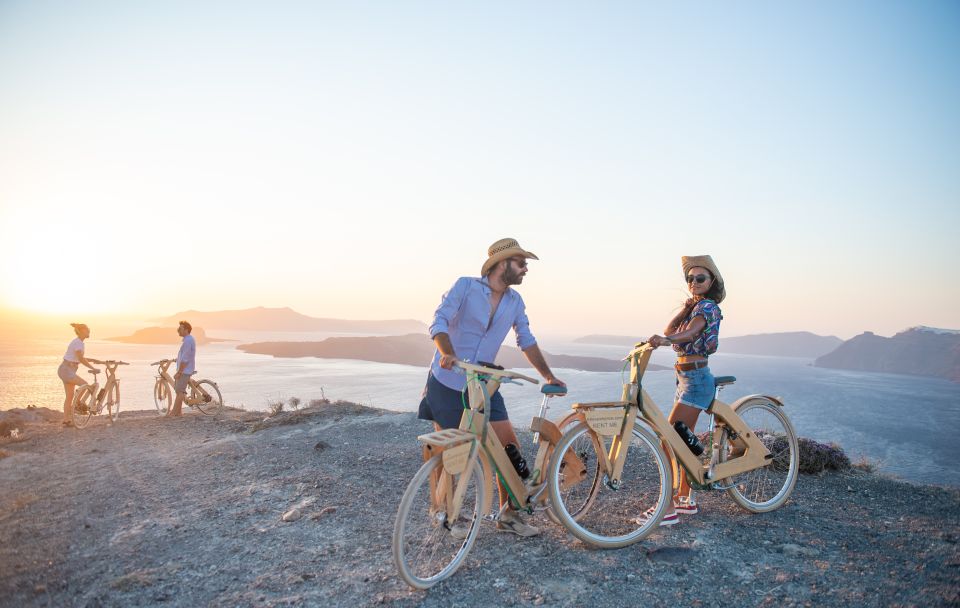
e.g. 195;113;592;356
57;323;98;427
168;320;197;418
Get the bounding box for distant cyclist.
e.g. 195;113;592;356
419;238;565;537
167;320;196;418
58;323;98;427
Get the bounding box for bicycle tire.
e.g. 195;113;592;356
193;380;223;416
154;379;171;415
393;453;485;589
545;418;603;525
72;385;94;429
108;382;121;422
719;397;798;513
548;422;670;548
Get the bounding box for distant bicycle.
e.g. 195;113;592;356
150;358;223;416
72;359;128;428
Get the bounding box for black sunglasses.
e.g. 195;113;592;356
510;258;528;268
686;273;710;285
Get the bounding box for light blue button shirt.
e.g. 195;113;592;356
177;334;197;375
429;277;537;391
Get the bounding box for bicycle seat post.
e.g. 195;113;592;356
531;394;551;445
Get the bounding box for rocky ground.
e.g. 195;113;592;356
0;404;957;607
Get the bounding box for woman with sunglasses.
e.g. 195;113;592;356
646;255;725;526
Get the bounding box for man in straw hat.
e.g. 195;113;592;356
419;238;565;537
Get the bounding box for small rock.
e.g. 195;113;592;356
626;574;636;582
846;486;854;492
282;508;302;522
314;441;330;452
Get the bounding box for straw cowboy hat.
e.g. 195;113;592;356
481;238;539;276
681;255;726;303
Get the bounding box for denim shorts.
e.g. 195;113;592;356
57;361;83;385
675;366;716;410
418;372;508;430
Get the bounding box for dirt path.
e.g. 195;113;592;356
1;405;957;607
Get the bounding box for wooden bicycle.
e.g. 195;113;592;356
392;360;601;590
547;342;799;548
150;359;224;416
72;359;128;428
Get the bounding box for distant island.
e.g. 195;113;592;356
157;307;427;334
106;326;229;345
815;326;960;382
575;331;842;358
237;333;668;373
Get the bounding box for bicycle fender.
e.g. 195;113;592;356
729;394;786;409
529;417;562;445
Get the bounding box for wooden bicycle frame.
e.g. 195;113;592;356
570;344;773;488
83;360;124;414
154;359;212;405
416;362;586;523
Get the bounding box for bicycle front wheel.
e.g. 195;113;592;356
153;379;171;415
108;383;121;422
193;380;223;416
393;453;485;589
545;421;603;524
719;397;798;512
72;385;94;429
548;422;670;549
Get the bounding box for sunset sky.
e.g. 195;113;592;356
1;1;958;339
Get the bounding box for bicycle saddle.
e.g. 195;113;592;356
714;376;736;387
88;369;101;375
540;384;567;396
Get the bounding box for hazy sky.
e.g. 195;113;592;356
1;1;958;339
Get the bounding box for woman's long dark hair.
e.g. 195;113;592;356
664;273;723;333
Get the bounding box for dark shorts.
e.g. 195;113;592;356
418;372;508;430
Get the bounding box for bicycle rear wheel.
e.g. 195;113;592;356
719;398;798;512
393;453;485;589
548;422;670;548
72;385;94;429
545;423;603;524
154;379;171;415
193;380;223;416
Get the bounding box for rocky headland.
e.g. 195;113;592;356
0;404;957;607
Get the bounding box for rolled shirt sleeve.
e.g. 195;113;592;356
513;303;537;351
429;277;469;339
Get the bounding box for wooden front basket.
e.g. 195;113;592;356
417;428;475;449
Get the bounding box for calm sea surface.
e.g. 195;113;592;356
2;333;958;487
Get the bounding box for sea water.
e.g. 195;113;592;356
2;334;957;487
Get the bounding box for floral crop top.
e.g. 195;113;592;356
673;299;722;357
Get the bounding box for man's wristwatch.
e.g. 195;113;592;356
662;336;673;345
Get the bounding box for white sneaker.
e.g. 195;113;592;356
497;510;540;537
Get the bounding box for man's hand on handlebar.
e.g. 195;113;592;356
438;353;457;370
545;375;567;388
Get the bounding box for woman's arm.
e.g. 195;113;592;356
649;316;707;348
76;351;98;370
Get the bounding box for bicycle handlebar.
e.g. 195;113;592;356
453;360;539;384
150;359;176;366
623;342;655;360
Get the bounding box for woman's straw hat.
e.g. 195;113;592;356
481;238;539;276
681;255;725;303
